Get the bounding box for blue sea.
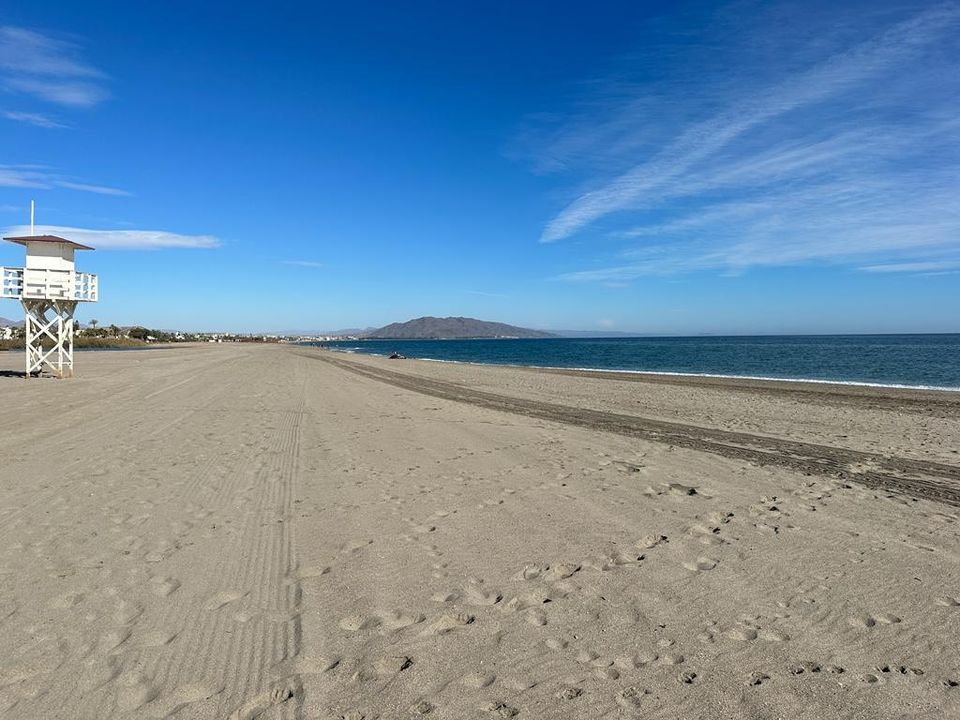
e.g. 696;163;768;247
313;335;960;390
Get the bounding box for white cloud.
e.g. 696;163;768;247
2;110;66;128
541;4;960;244
465;290;508;298
282;260;324;268
5;77;106;107
54;180;129;196
0;26;107;107
4;225;221;250
523;3;960;281
0;165;127;195
0;27;102;77
860;260;960;273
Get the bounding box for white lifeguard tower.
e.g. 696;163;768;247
1;223;98;378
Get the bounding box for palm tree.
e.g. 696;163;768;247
89;319;98;330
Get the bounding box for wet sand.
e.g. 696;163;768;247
0;343;958;719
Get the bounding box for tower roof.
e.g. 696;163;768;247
4;234;95;251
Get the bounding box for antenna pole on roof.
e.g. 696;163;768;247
30;200;35;236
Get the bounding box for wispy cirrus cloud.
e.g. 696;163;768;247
282;260;325;268
860;260;960;273
465;290;508;298
520;2;960;279
4;225;220;250
0;26;107;108
2;110;66;128
0;164;128;196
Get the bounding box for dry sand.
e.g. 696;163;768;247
0;343;958;719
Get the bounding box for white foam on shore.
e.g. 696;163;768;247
316;346;960;392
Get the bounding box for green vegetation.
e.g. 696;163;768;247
1;321;284;350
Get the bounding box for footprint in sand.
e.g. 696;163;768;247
421;613;475;635
150;576;181;597
228;677;301;720
462;671;496;688
616;685;650;709
544;563;580;581
339;614;382;632
615;652;657;669
518;565;547;580
545;637;568;651
609;550;644;565
296;566;331;579
116;672;158;711
481;701;519;717
410;699;435;714
848;613;900;628
381;610;425;630
160;683;224;716
724;626;758;641
789;661;822;675
657;652;685;666
374;655;413;675
297;655;341;675
636;534;668;549
577;650;600;664
886;664;924;676
683;557;718;572
504;590;550;611
525;608;548;626
464;586;502;606
935;596;960;607
556;686;583;700
746;671;771;686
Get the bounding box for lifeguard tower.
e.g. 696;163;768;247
1;226;98;378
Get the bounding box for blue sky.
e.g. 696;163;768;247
1;0;958;334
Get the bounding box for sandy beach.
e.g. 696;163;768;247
1;343;959;719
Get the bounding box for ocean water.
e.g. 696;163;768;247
312;335;960;390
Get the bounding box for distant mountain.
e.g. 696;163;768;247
0;316;22;327
366;316;555;339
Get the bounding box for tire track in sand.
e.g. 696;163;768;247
302;350;960;508
144;374;307;719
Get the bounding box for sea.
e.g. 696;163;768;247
312;334;960;391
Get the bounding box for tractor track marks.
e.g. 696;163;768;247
303;351;960;508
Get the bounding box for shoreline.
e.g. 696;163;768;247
317;345;960;396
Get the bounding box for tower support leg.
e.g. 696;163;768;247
22;299;77;378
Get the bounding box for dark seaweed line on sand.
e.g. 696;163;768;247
302;351;960;508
